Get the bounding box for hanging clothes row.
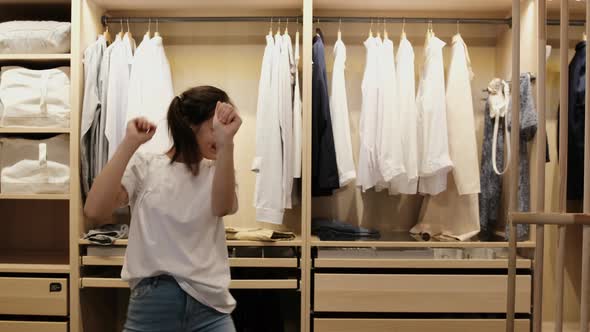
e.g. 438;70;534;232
81;26;174;199
253;26;302;224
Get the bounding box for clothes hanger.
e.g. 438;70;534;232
456;20;461;36
337;18;342;41
430;20;436;37
383;18;388;40
584;23;587;41
154;18;160;38
124;18;132;39
269;18;273;37
276;18;281;35
376;18;381;39
401;18;407;39
102;24;112;43
144;18;151;39
369;19;373;38
117;19;124;39
284;18;289;35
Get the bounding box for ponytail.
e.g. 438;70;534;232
166;86;231;175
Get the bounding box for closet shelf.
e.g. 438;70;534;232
82;256;298;268
0;127;70;134
0;54;71;61
81;278;298;289
0;250;69;273
314;258;532;269
0;193;70;200
310;236;536;248
79;236;303;247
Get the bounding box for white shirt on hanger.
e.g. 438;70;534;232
126;35;174;155
97;38;117;171
389;36;419;195
416;35;453;195
445;34;480;195
279;32;294;209
357;36;380;192
330;38;356;187
252;34;284;224
375;36;405;190
105;34;133;160
293;31;302;179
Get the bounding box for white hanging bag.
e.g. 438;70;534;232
0;66;70;128
0;21;71;54
1;143;70;194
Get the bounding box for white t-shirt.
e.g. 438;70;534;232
121;152;236;314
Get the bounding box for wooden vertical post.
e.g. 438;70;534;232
507;0;521;330
555;0;569;331
533;0;547;331
580;1;590;330
70;1;82;332
301;0;313;331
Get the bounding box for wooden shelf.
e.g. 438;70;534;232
314;258;532;269
0;250;69;273
311;236;536;248
0;54;71;61
80;236;303;247
0;127;70;134
0;193;70;200
82;256;298;268
81;277;299;289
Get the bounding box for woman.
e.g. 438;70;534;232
84;86;242;332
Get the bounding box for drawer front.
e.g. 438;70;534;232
314;319;530;332
0;277;68;316
0;321;67;332
314;274;531;313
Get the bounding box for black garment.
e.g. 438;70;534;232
558;41;586;200
312;218;381;241
312;33;339;196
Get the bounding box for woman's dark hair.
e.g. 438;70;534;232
167;85;231;175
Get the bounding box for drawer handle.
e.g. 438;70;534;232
49;282;62;292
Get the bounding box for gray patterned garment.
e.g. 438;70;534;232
479;73;535;241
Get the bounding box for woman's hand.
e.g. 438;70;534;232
213;102;242;148
125;117;157;148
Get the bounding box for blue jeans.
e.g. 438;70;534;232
124;275;236;332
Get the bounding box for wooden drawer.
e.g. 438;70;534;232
0;321;67;332
314;274;531;313
314;319;530;332
0;277;68;316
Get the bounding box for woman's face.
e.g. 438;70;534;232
195;117;217;160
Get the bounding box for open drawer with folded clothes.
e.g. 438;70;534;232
0;134;69;193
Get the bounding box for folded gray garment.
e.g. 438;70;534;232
84;224;129;245
225;227;296;242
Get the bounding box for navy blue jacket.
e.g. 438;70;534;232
312;34;339;196
558;41;586;200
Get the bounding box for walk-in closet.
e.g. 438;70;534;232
0;0;589;331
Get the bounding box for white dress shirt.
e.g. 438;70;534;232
375;36;405;191
416;35;453;195
279;33;294;209
293;31;302;179
357;36;380;192
126;35;174;155
252;34;284;224
105;34;133;160
389;36;419;195
330;39;356;187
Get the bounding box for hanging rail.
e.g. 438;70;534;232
102;15;586;27
314;16;510;25
102;16;302;25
